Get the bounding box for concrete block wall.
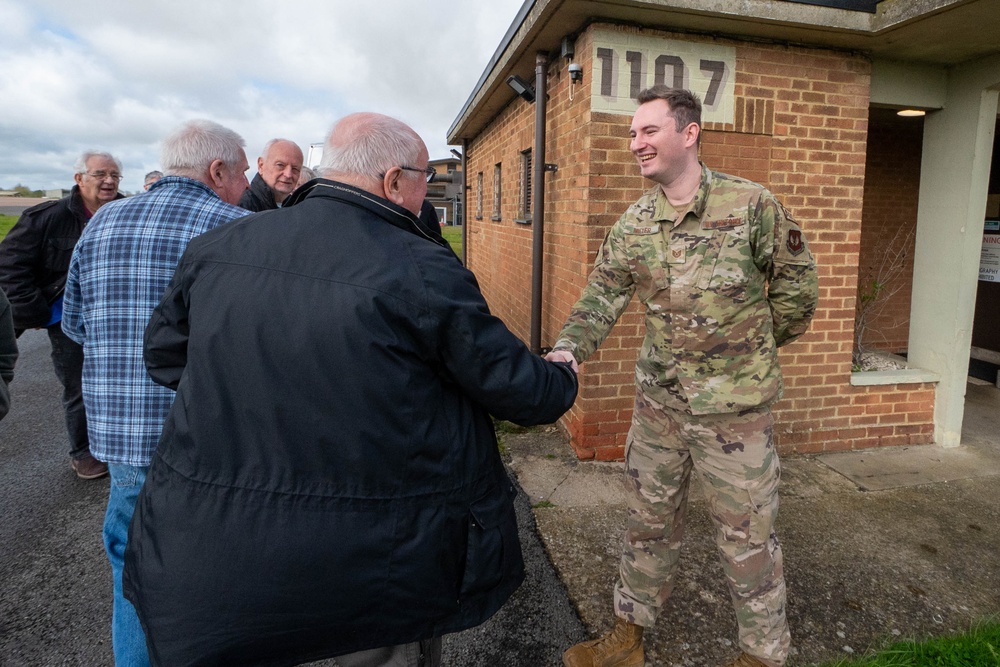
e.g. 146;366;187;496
465;23;935;460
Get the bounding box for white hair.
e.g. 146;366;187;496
319;113;423;178
261;138;302;160
160;120;246;177
74;151;122;175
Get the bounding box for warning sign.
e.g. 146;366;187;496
981;234;1000;283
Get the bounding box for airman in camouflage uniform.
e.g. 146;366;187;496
551;86;818;667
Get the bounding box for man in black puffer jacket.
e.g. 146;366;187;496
124;112;578;667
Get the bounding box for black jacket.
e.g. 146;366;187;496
417;199;445;242
0;186;122;330
238;172;278;212
125;179;578;666
0;289;16;420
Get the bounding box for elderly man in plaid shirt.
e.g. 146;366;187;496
62;119;250;666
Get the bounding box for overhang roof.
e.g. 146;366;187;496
448;0;1000;144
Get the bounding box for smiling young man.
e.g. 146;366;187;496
0;151;124;480
547;87;819;667
239;137;304;211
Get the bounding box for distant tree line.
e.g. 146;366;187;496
3;185;47;197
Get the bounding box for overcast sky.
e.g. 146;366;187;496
0;0;525;194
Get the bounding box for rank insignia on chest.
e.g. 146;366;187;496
786;229;804;255
669;247;685;263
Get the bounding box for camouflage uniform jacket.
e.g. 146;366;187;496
554;163;818;415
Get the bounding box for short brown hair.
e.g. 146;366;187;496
636;86;702;132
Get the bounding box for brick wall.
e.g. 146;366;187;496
466;106;537;342
465;23;935;459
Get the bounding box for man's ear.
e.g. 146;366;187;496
208;159;228;188
258;156;265;173
684;122;700;148
74;172;85;187
382;168;405;207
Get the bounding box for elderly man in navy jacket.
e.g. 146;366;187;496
124;112;579;667
0;151;124;479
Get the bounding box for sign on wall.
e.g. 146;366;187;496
590;29;736;124
981;233;1000;283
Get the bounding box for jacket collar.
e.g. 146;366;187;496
248;173;278;208
68;184;124;222
651;162;713;226
283;178;448;248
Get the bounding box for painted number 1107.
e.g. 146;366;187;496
596;47;728;106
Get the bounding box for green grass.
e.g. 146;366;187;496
813;620;1000;667
441;225;462;257
0;214;17;241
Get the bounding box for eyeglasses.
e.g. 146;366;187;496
399;165;436;183
86;171;123;182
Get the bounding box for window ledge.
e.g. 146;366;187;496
850;367;940;386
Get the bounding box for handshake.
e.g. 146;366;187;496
545;349;579;373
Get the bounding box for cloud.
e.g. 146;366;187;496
0;0;523;193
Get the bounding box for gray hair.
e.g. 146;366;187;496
144;170;163;183
319;113;422;178
74;151;122;175
261;138;301;160
160;120;246;177
298;166;318;184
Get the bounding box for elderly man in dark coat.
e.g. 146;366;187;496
124;112;578;667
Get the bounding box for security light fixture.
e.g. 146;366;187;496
897;109;926;117
506;75;535;103
561;36;575;60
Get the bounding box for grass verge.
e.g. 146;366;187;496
441;225;462;258
813;620;999;666
0;214;18;241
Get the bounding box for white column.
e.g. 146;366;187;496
909;55;1000;447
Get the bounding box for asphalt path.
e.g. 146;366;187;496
0;329;585;666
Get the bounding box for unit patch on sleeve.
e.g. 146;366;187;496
786;229;804;255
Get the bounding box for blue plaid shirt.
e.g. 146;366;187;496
63;177;248;465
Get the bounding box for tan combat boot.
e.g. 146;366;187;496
720;652;771;667
562;617;645;667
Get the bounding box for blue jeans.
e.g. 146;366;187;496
46;324;89;459
104;464;152;666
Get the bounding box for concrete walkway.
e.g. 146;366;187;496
507;380;1000;666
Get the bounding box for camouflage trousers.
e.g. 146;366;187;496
613;391;791;666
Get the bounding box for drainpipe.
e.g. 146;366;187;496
530;52;549;353
460;139;468;266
